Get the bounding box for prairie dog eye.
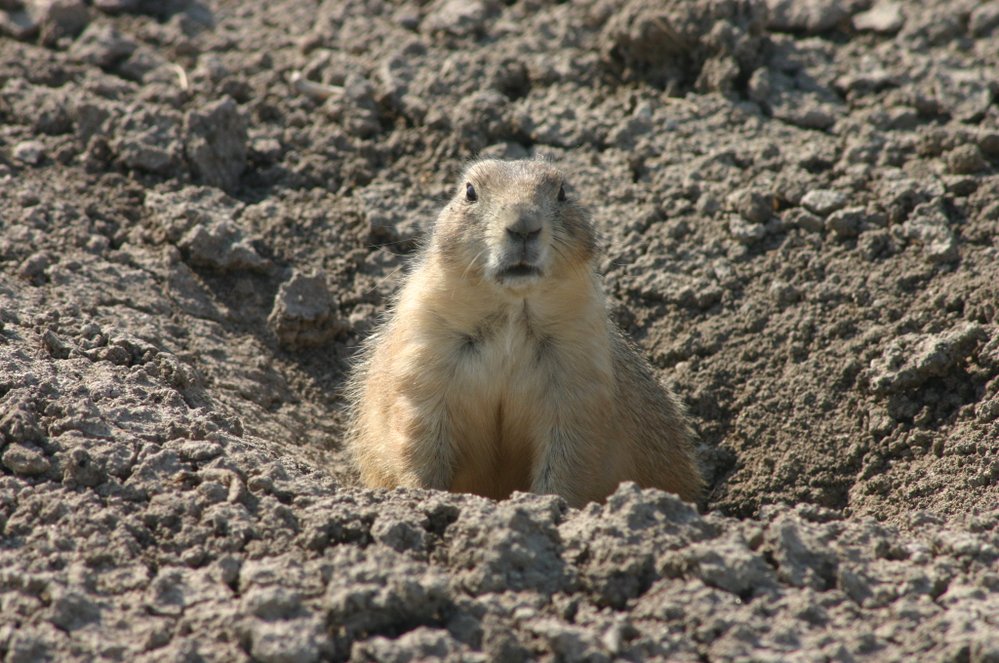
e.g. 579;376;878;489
466;182;477;202
557;184;566;202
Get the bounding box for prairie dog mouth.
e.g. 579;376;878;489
496;262;542;282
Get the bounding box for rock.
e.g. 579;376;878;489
42;329;72;358
421;0;496;38
852;1;904;34
248;618;328;663
875;173;940;223
267;271;345;350
249;137;282;163
924;68;997;123
392;6;420;31
683;540;776;597
377;48;423;121
91;0;143;12
0;390;44;443
969;3;999;38
867;323;986;395
602;1;697;65
979;132;999;159
769;280;801;307
113;106;183;174
0;9;39;40
773;166;813;206
242;586;304;621
763;515;837;590
747;68;840;131
371;516;429;554
599;0;766;93
72;102;112;152
728;215;767;244
323;546;453;637
0;81;71;137
448;494;572;595
901;199;959;264
946;145;987;175
2;443;51;476
727;188;773;223
184;97;247;192
92;0;155;14
977;399;999;424
12;140;45;165
837;566;874;605
28;0;89;44
836;65;900;98
117;46;173;83
352;628;476;663
783;207;825;232
765;0;849;33
4;627;53;663
448;89;511;150
47;586;100;631
144;567;221;618
801;189;848;216
145;186;244;244
177;219;266;272
62;447;106;487
69;23;136;67
17;251;52;283
562;484;709;609
174;439;223;463
857;229;893;261
361;181;429;252
825;206;866;239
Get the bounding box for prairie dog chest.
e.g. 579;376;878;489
444;301;558;496
452;303;549;395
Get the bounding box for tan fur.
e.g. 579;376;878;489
346;158;702;507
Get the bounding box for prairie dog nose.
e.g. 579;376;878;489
505;213;542;242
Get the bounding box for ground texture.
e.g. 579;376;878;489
1;0;997;660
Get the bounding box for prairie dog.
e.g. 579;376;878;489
347;158;702;507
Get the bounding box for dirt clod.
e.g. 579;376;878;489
268;270;345;350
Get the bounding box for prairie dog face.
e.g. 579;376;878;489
433;159;597;296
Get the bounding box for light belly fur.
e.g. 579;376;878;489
446;308;547;499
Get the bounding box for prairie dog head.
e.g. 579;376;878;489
432;159;597;296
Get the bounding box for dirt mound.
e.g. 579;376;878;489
1;0;997;660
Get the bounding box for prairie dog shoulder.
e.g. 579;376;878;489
347;158;702;506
